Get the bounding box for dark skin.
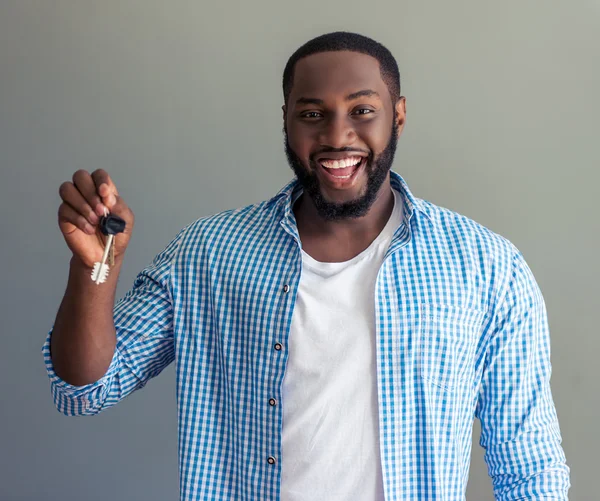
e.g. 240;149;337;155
284;51;406;262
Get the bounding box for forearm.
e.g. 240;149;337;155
485;429;569;500
50;255;123;386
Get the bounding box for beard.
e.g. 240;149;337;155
284;121;398;221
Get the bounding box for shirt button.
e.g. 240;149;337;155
267;456;276;465
274;343;282;351
283;284;290;293
269;398;277;406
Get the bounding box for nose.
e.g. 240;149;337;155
318;114;357;150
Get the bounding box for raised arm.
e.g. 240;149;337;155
44;169;184;416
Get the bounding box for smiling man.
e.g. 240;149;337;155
44;32;569;500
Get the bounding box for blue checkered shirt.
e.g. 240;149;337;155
43;171;570;500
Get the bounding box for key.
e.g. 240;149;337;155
91;211;126;284
109;233;115;266
91;235;113;284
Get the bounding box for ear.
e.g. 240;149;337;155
394;97;406;138
282;105;289;136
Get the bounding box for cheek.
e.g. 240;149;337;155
361;121;392;155
287;125;312;157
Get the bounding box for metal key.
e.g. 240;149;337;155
91;211;126;284
109;232;115;266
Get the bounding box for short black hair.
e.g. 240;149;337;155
283;31;401;106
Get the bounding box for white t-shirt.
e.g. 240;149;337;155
281;188;403;501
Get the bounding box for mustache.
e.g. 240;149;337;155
282;130;372;164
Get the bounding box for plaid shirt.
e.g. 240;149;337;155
43;171;570;500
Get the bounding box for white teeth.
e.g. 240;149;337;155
320;157;362;169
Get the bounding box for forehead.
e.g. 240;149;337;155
290;51;388;102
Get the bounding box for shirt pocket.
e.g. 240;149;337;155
419;303;485;392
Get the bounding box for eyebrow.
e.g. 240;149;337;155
346;89;380;101
295;89;381;106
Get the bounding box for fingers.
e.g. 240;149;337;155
58;202;96;235
91;169;118;211
73;170;106;217
59;170;133;237
90;170;133;226
59;180;99;227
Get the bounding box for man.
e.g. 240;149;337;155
44;32;570;500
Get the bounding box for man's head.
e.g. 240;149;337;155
282;32;406;221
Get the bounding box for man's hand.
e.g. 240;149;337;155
58;169;134;269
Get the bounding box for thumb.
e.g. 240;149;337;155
105;194;134;228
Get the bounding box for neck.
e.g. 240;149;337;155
293;175;395;262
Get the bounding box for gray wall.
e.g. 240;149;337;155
1;1;597;500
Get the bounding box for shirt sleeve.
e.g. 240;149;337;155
42;227;187;416
475;249;570;500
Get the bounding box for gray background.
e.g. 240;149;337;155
0;1;597;500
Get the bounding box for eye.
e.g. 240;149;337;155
352;108;374;116
300;111;323;119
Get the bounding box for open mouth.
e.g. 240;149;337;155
318;156;366;181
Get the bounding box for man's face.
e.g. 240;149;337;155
284;51;405;220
